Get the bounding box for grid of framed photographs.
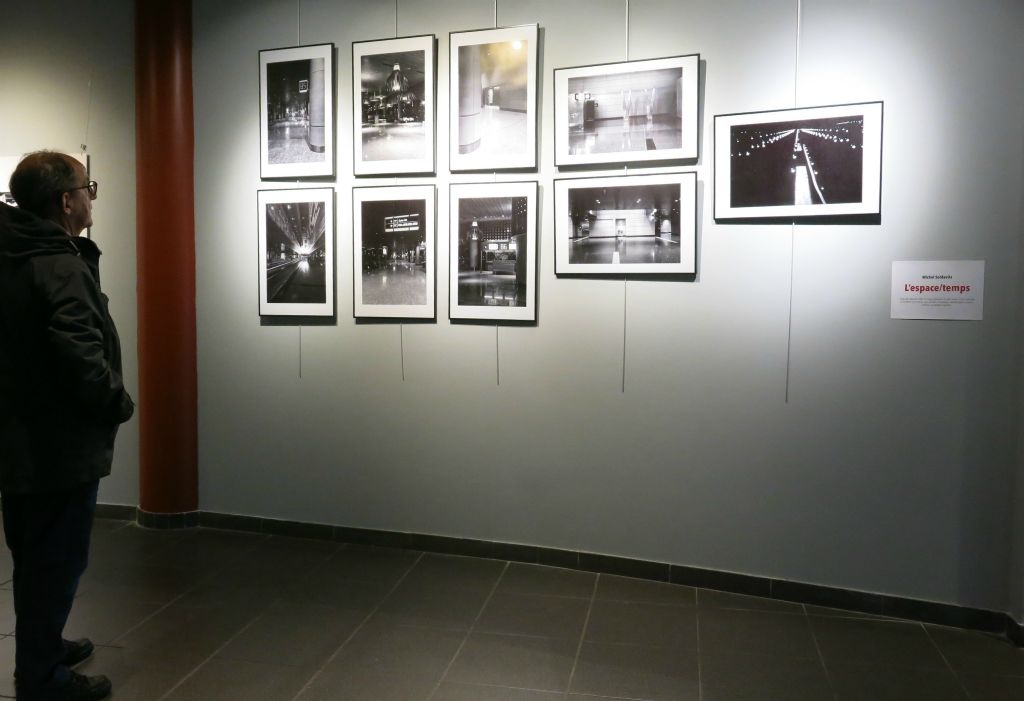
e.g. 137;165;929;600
250;25;883;322
554;172;697;275
259;43;335;179
554;54;700;167
353;35;436;176
257;188;335;317
449;181;537;321
449;25;539;172
352;185;436;319
714;101;883;220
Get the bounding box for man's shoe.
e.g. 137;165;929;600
17;671;112;701
62;639;94;668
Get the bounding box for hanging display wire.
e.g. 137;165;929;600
620;0;630;393
784;0;802;403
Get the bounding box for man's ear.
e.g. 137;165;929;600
62;192;72;214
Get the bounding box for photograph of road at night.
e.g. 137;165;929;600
730;115;863;208
714;102;883;220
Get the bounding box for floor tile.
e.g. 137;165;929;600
595;575;696;606
804;604;891;620
313;545;422;586
113;602;258;674
445;632;577;692
585;600;698;649
699;608;819;660
569;641;699;700
0;589;14;634
73;645;187;701
142;528;266;572
496;563;595;599
434;682;567;700
811;616;948;669
402;553;507;590
63;590;171;645
215;600;365;670
828;661;970;701
958;672;1024;701
279;570;394;611
375;580;492;630
698;588;803;613
701;650;832;701
162;656;315;701
295;669;438;701
476;592;589;640
925;625;1024;677
326;620;464;678
76;561;195;604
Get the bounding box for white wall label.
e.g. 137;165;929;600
891;260;984;321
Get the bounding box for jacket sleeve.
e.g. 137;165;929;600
39;256;134;424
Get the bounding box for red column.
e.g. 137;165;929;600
135;0;198;517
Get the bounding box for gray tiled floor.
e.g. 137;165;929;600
0;519;1022;700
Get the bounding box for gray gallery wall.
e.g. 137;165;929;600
0;0;139;507
190;0;1024;618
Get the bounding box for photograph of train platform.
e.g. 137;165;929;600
260;43;334;178
554;54;699;167
354;35;435;175
555;172;697;275
449;25;537;171
450;181;536;321
353;185;435;319
714;101;883;220
258;188;334;317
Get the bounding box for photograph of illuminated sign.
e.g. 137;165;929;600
353;185;435;319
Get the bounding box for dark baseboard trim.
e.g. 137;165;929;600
100;505;1023;646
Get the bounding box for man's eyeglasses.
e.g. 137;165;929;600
67;181;99;199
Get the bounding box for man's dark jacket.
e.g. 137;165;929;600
0;203;134;493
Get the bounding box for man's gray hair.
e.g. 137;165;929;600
9;151;82;218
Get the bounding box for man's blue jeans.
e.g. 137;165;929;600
2;480;99;689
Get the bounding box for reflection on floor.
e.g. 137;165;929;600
569;236;680;265
268;259;326;303
569;116;682;156
362;263;427;305
457;107;527;168
361;123;427;162
15;518;1022;700
458;272;524;307
268;121;324;165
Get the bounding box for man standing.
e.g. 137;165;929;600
0;152;134;701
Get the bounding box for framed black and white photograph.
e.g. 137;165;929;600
259;43;335;179
449;25;538;172
449;181;537;321
714;101;883;220
554;54;699;167
257;188;334;317
352;185;436;319
353;35;436;176
554;172;697;275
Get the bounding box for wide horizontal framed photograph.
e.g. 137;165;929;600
714;101;883;220
259;43;335;179
353;34;436;176
449;24;538;172
352;185;436;319
257;187;334;317
554;171;697;275
449;181;537;321
554;54;699;168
